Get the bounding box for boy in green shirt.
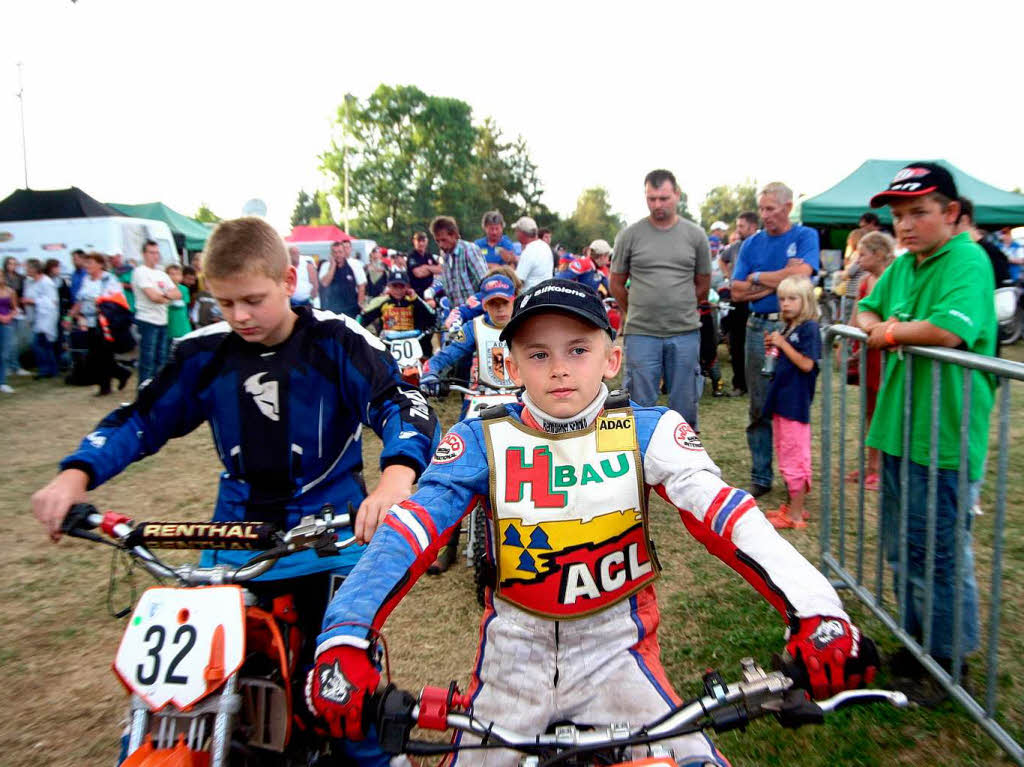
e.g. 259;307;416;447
858;162;996;701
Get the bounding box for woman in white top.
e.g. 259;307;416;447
70;253;130;395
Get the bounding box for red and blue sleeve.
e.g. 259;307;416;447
316;419;489;653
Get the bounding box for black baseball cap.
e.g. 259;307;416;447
387;268;410;285
870;161;959;208
499;278;613;343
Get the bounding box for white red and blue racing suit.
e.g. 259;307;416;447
318;387;847;766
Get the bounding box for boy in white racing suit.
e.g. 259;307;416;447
307;279;878;766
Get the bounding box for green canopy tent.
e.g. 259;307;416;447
109;201;212;251
801;159;1024;228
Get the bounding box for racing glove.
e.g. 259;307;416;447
784;616;878;699
305;645;380;740
419;372;441;397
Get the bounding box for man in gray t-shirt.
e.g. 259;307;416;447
610;169;711;429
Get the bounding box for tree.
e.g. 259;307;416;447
321;84;476;248
677;190;696;222
194;203;221;224
699;181;758;230
320;85;550;250
290;189;321;227
569;187;624;247
311;190;338;227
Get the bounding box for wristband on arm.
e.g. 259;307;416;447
884;322;897;347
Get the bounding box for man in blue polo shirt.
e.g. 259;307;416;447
731;182;820;497
475;210;519;269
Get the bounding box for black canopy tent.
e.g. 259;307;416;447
0;187;123;221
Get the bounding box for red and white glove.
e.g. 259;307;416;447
785;616;878;699
305;645;380;740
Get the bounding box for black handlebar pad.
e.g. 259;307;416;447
123;521;280;550
62;503;100;534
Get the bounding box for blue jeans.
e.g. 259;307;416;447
0;321;9;385
136;320;168;389
34;332;57;377
745;315;783;486
624;330;701;430
3;316;21;373
880;453;979;659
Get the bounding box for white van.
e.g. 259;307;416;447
0;217;180;274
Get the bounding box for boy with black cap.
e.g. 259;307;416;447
857;162;996;699
357;267;436;335
307;279;877;765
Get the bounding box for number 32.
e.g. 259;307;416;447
136;624;197;686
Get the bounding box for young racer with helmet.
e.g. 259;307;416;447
31;217;440;767
306;278;878;767
419;268;521;415
357;268;436;336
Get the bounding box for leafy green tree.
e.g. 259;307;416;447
569;187;624;246
321;84;477;247
320;85;550;250
290;189;321;227
311;190;338;227
699;182;757;230
677;190;696;222
194;203;221;224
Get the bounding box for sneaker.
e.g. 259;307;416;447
893;674;950;708
13;368;30;376
888;647;927;679
0;384;13;394
427;543;456;575
749;483;772;498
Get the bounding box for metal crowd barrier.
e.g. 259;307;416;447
819;324;1023;765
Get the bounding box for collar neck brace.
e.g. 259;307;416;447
521;383;609;434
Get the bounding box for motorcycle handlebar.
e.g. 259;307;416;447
369;659;907;759
62;502;359;585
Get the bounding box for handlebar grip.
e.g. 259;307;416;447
61;503;100;534
368;684;417;755
772;652;811;692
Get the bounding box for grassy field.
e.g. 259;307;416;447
1;343;1022;766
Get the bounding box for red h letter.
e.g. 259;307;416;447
505;447;566;508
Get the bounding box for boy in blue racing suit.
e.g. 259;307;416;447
32;217;440;766
420;269;520;415
307;279;878;767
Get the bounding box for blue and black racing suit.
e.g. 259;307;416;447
59;305;440;581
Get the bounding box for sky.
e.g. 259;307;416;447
3;0;1023;237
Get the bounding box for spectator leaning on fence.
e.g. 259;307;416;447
858;162;996;701
730;182;820;498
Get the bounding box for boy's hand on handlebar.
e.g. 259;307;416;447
355;464;416;543
31;469;90;542
785;616;879;699
306;645;380;740
419;373;441;397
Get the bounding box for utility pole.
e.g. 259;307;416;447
16;62;28;188
341;93;354;233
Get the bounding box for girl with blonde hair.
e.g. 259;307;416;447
762;275;821;529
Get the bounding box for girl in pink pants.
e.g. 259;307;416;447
762;276;821;530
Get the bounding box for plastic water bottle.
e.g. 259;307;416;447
761;345;779;377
